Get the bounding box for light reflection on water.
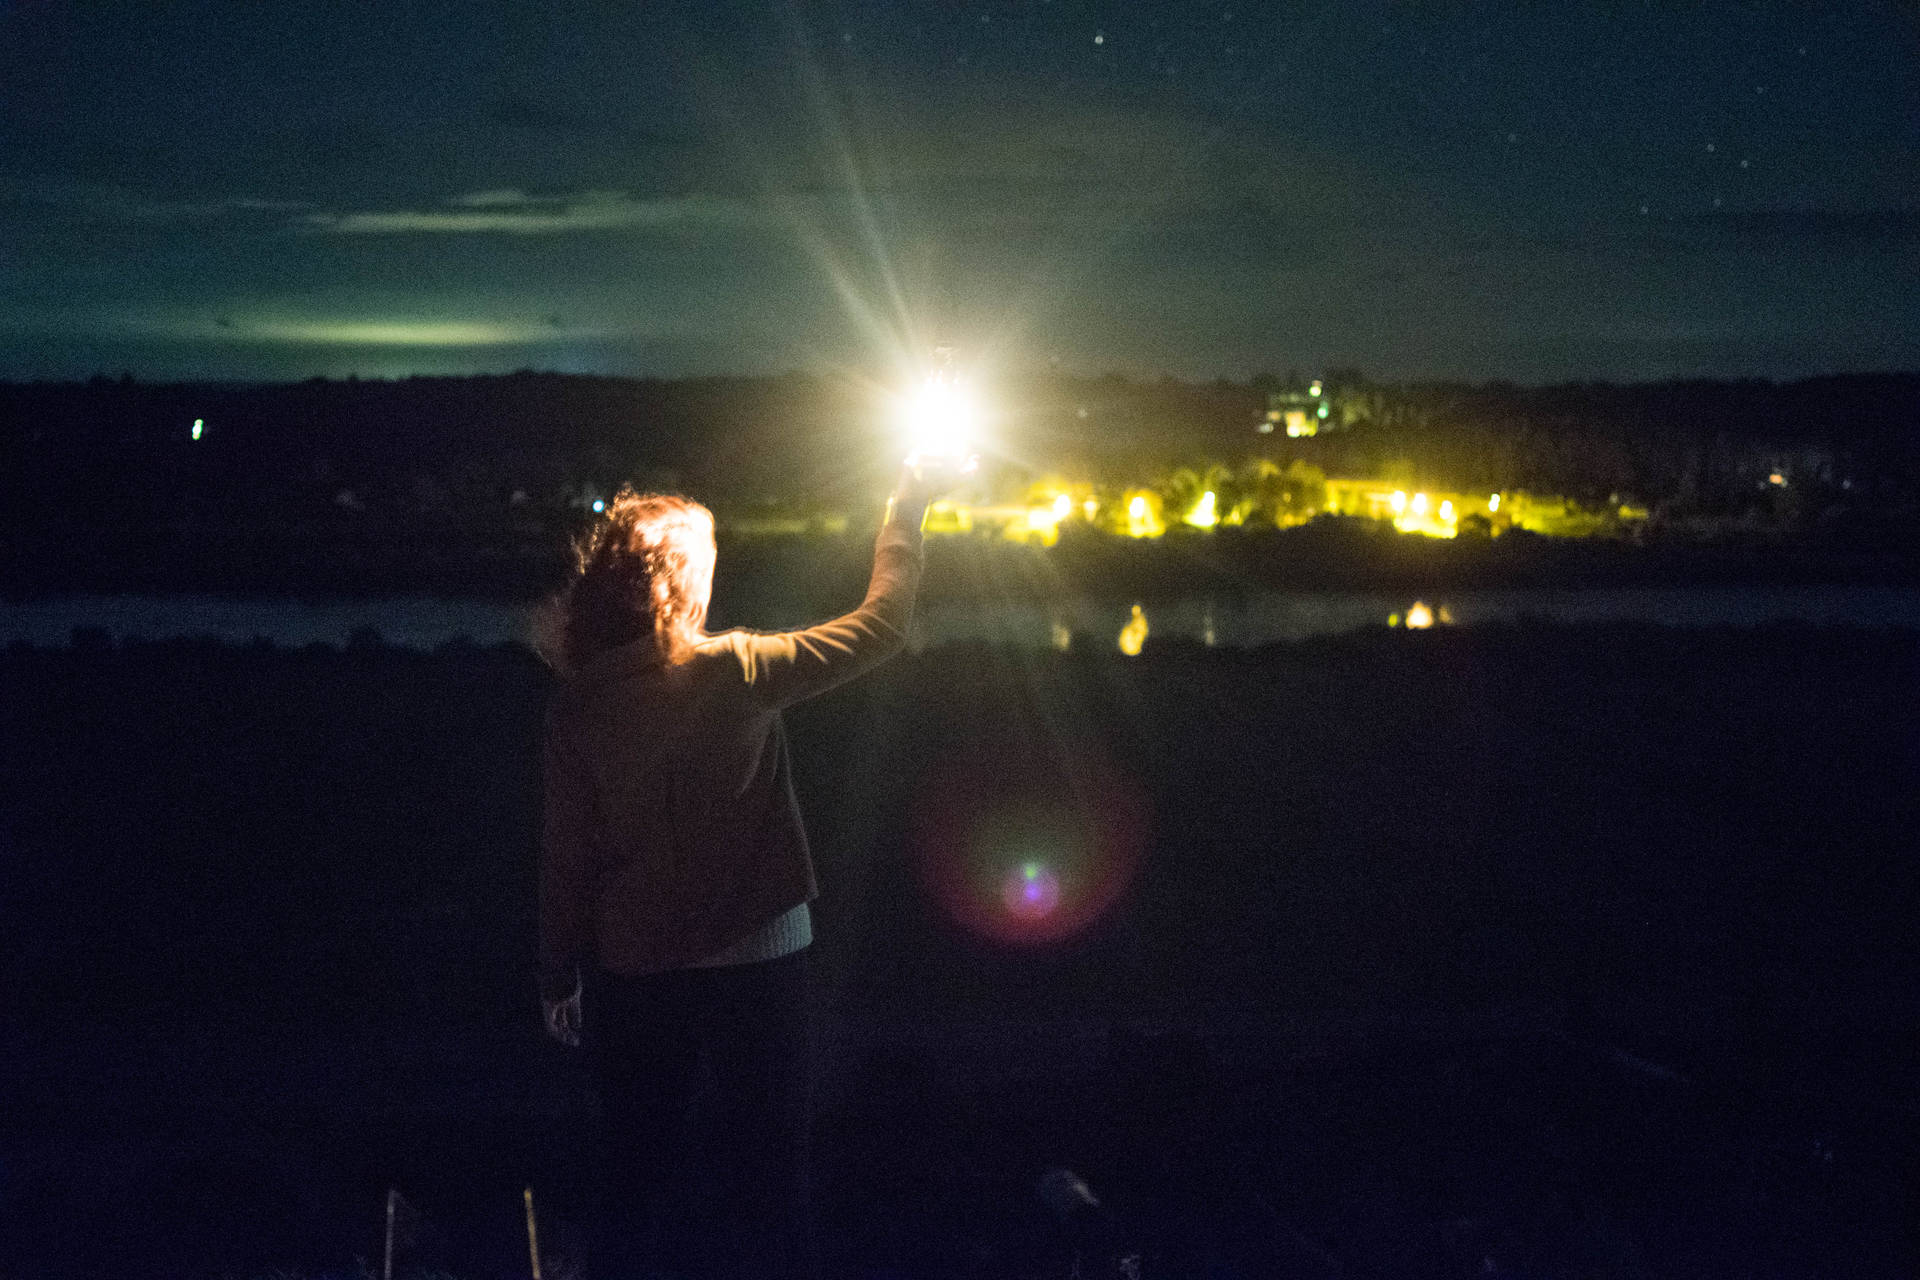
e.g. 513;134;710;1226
5;585;1920;651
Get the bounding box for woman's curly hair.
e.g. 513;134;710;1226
535;489;716;674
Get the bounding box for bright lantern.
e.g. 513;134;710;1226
901;373;980;462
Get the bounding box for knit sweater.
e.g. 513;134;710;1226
538;517;922;1000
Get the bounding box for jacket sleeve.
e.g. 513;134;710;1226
538;711;595;1002
731;517;923;711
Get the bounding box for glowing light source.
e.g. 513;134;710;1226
1438;499;1455;522
1405;601;1435;629
591;499;606;514
1411;492;1430;517
1186;490;1218;529
1053;493;1072;520
1768;472;1786;486
1488;493;1501;513
190;418;204;441
900;370;981;464
1390;490;1409;516
1117;603;1148;656
1123;492;1163;538
1309;380;1323;397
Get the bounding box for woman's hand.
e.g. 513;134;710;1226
889;454;976;528
542;986;582;1047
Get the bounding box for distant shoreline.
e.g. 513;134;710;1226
6;521;1919;606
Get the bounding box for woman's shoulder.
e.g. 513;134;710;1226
690;629;756;674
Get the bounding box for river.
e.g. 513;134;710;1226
7;583;1920;652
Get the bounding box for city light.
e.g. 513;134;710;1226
190;418;204;441
1117;603;1148;655
1124;492;1164;538
1405;601;1435;629
899;467;1619;548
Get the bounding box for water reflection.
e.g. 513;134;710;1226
8;585;1920;651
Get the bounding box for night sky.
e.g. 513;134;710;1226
3;0;1915;384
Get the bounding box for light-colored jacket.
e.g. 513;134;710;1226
538;519;922;997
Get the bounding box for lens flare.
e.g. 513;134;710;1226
913;752;1148;947
1002;860;1062;920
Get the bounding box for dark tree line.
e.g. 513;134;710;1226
2;370;1915;549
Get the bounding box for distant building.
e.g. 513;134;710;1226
1261;380;1334;437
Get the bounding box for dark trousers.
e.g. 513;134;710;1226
585;949;818;1280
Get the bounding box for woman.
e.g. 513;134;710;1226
537;464;950;1278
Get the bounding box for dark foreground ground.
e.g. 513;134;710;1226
2;625;1916;1278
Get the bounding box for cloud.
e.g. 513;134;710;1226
0;181;316;221
298;190;764;235
237;319;562;346
451;189;539;208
